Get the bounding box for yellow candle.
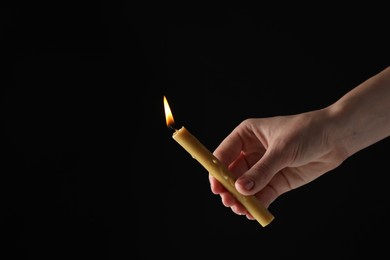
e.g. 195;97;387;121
164;96;274;227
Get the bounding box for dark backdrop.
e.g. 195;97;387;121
1;3;389;259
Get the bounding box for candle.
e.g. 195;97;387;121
164;96;274;227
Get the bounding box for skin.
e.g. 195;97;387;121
209;66;390;220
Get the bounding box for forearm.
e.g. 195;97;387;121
327;66;390;157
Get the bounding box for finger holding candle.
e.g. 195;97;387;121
163;96;274;227
209;153;260;217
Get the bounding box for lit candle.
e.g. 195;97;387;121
164;96;274;227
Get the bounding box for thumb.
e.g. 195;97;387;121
235;149;285;196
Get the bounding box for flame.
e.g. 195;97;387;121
163;96;175;127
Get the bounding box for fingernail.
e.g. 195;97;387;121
238;178;254;191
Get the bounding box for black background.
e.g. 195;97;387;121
1;3;389;259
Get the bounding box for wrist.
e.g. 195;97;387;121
321;104;356;158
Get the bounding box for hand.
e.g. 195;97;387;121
210;109;348;219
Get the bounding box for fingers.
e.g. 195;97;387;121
213;130;243;168
235;148;286;196
210;176;253;218
210;150;251;196
212;179;275;220
209;173;224;194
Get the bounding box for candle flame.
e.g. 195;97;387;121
163;96;175;127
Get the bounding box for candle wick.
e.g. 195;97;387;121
168;125;177;131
